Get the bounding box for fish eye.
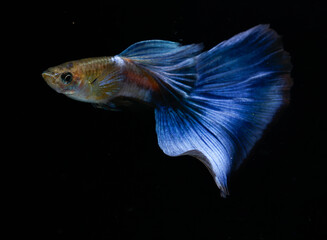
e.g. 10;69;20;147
61;72;73;84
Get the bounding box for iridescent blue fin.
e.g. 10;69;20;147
123;26;292;196
155;104;232;195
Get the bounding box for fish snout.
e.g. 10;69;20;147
42;69;55;82
42;69;62;92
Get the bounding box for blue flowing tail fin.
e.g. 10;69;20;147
120;25;292;196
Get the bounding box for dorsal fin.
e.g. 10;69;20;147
119;40;181;58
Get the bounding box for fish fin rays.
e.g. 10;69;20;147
191;24;293;170
155;103;231;196
119;40;181;58
154;25;292;195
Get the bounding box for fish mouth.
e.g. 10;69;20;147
42;68;59;80
42;70;63;93
42;70;57;85
42;71;53;79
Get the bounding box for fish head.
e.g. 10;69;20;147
42;61;93;102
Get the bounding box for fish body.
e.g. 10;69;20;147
42;25;292;196
42;56;159;105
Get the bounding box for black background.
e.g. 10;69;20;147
15;0;326;239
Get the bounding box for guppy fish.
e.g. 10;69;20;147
42;25;292;196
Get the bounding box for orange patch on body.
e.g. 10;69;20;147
122;58;160;92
